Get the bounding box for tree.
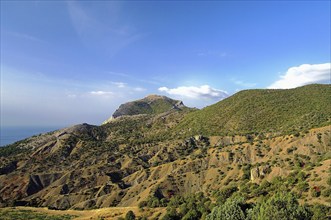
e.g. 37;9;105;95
182;209;200;220
247;191;311;220
327;176;331;186
215;186;238;205
206;196;246;220
162;207;180;220
297;181;309;193
310;204;329;220
125;210;135;220
310;187;320;197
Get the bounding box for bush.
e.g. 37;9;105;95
206;195;246;220
327;176;331;186
162;208;180;220
247;191;311;220
310;204;330;220
125;210;135;220
297;181;309;193
182;209;200;220
215;186;238;205
321;187;331;197
310;187;321;198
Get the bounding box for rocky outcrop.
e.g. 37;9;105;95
250;165;271;181
0;161;17;175
108;95;187;120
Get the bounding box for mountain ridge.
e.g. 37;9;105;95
0;84;330;216
174;84;331;137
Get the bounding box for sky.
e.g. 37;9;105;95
1;1;330;127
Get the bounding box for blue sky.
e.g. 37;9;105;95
1;1;330;126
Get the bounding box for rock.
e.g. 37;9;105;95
250;165;271;181
259;165;271;177
250;167;260;181
0;161;17;175
103;95;188;123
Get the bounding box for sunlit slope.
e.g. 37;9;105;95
175;84;331;136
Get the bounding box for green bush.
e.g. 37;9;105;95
297;181;309;193
310;204;330;220
310;187;321;198
247;191;311;220
206;195;246;220
125;210;135;220
215;186;238;205
327;176;331;186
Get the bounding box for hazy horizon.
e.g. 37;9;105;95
1;1;330;126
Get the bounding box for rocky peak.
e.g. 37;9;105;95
102;95;188;124
143;94;167;101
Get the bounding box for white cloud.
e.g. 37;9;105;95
67;1;143;56
111;82;127;88
268;63;331;89
89;91;113;96
158;85;228;100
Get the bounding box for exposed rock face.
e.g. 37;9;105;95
250;165;271;181
250;167;260;181
0;161;17;175
111;95;187;119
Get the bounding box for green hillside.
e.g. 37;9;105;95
175;84;331;136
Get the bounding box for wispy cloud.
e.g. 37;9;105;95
89;91;113;96
268;63;331;89
67;1;144;56
4;31;45;43
107;71;131;78
158;85;228;100
111;82;127;88
106;71;161;85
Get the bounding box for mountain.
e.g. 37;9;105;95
103;95;188;124
0;84;330;217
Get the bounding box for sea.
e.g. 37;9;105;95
0;126;62;147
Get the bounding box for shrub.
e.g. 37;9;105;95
215;186;238;205
125;210;135;220
310;204;330;220
310;187;321;198
321;187;331;197
206;195;246;220
247;191;311;220
162;207;180;220
297;181;309;193
327;176;331;186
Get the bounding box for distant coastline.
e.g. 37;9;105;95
0;126;61;147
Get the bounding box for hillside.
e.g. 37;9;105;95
0;84;330;219
175;84;331;137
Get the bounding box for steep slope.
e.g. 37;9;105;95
175;84;331;136
0;85;330;212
